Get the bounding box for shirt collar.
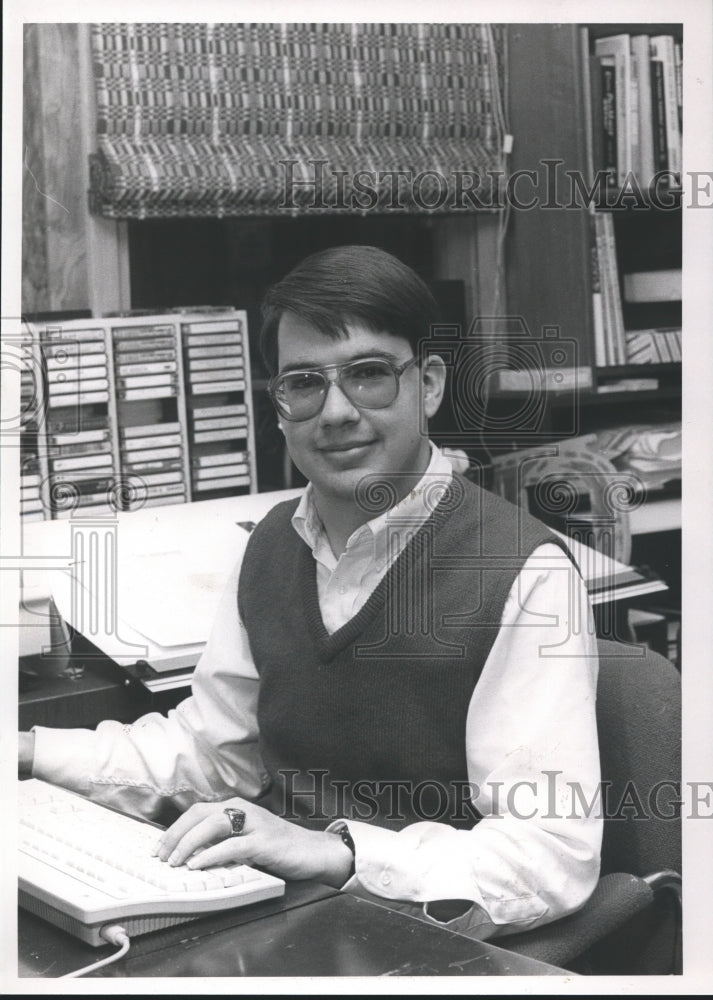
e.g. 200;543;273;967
292;443;455;559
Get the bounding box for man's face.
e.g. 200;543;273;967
276;312;444;508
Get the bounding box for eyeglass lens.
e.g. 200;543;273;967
276;359;399;420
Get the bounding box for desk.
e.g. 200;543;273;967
19;489;668;687
18;884;567;978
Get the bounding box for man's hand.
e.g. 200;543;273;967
19;732;35;775
153;798;355;888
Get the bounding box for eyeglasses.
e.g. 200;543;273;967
268;355;419;422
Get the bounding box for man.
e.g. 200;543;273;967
19;245;601;941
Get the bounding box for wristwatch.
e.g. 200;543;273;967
331;823;356;879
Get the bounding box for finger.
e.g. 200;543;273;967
166;812;231;867
155;805;215;861
186;835;257;871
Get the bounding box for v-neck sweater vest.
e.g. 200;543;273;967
238;474;565;830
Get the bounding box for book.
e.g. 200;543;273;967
625;328;682;364
631;35;655;186
50;428;110;446
602;213;626;365
650;58;669;172
588;215;607;367
622;269;682;303
650;35;681;179
598;56;618;185
594;35;632;186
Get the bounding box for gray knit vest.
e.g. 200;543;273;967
238;474;567;830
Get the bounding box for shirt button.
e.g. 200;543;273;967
381;872;391;886
338;586;346;595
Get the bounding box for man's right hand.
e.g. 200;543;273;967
19;732;35;775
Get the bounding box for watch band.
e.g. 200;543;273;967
332;823;356;879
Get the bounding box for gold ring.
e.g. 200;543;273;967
223;807;247;836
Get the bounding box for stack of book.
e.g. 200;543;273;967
42;328;117;517
182;315;253;495
625;328;682;364
113;323;189;510
589;31;682;189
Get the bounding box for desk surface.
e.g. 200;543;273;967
19;884;566;978
20;489;667;675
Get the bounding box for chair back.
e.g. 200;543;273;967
596;639;681;877
491;436;634;564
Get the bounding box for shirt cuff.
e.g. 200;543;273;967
31;725;98;794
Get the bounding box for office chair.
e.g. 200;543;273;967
499;638;682;975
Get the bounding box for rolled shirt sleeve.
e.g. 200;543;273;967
331;544;602;939
32;539;269;820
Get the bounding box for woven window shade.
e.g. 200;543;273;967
89;23;507;218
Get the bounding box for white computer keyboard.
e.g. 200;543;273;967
19;778;285;946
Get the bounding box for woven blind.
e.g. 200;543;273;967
89;23;506;218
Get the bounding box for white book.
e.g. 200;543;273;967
631;35;655;185
47;366;107;383
623;269;682;302
194;463;250;481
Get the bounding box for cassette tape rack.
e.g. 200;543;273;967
20;310;257;520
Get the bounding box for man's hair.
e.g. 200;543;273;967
259;244;440;374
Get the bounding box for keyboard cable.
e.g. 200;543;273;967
60;924;131;979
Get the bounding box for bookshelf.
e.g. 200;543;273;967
20;310;258;521
501;22;682;442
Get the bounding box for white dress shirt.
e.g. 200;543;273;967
32;446;602;939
